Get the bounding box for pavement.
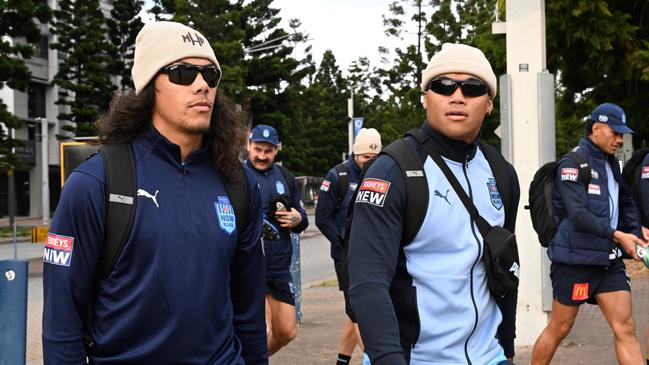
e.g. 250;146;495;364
3;215;649;364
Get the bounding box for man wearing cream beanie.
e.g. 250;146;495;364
43;21;267;364
346;43;520;365
316;127;382;365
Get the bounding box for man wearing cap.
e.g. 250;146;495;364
315;128;382;365
42;21;267;364
346;43;520;365
246;124;308;355
531;103;646;364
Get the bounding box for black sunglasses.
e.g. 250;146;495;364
427;77;489;97
159;64;221;88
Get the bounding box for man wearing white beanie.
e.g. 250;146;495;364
347;43;520;365
316;127;382;365
42;21;267;364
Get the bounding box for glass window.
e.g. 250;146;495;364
28;83;46;119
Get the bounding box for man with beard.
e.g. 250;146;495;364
42;21;267;364
246;124;308;355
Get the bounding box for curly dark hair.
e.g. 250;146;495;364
95;83;247;182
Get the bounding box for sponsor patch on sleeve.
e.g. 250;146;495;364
355;178;391;207
320;180;330;192
560;168;579;181
43;233;74;267
588;184;601;195
642;167;649;179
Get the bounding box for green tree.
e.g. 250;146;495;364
51;0;117;137
546;0;649;155
106;0;144;90
0;0;50;170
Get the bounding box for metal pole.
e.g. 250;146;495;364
40;117;50;225
347;90;354;154
8;123;17;248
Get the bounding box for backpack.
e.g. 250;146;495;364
333;162;349;207
83;142;249;351
526;151;590;247
622;148;649;205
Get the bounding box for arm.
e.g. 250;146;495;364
347;156;407;365
315;170;342;244
497;162;520;359
42;166;105;364
230;172;268;364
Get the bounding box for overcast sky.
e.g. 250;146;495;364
272;0;398;71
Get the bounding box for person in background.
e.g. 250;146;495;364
246;124;309;355
316;128;382;365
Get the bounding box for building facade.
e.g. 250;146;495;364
0;0;114;219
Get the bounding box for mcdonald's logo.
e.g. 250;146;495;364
571;282;589;301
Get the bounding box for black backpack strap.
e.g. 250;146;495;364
565;151;592;186
480;143;513;220
409;129;492;236
277;164;296;198
85;143;137;353
334;162;349;207
223;172;249;238
97;143;137;280
383;131;428;244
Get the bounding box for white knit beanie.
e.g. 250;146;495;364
132;21;220;94
420;43;497;97
353;128;382;155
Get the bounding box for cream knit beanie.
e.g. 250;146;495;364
353;128;382;155
132;21;220;94
420;43;497;97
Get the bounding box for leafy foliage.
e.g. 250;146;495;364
0;0;50;171
51;0;117;137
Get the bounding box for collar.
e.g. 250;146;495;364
136;123;209;165
579;136;607;160
348;153;362;173
421;121;478;163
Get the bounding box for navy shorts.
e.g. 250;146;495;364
266;276;295;306
550;259;630;306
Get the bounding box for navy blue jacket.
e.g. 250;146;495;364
246;160;308;277
549;137;640;266
347;123;519;365
639;153;649;227
42;126;267;364
315;155;362;261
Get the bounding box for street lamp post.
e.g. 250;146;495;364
38;117;49;225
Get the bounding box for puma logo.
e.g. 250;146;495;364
137;189;159;208
434;189;450;205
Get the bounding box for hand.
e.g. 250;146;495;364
275;208;302;229
613;230;646;260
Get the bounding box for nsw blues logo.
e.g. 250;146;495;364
276;181;285;194
214;196;236;235
487;178;503;210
